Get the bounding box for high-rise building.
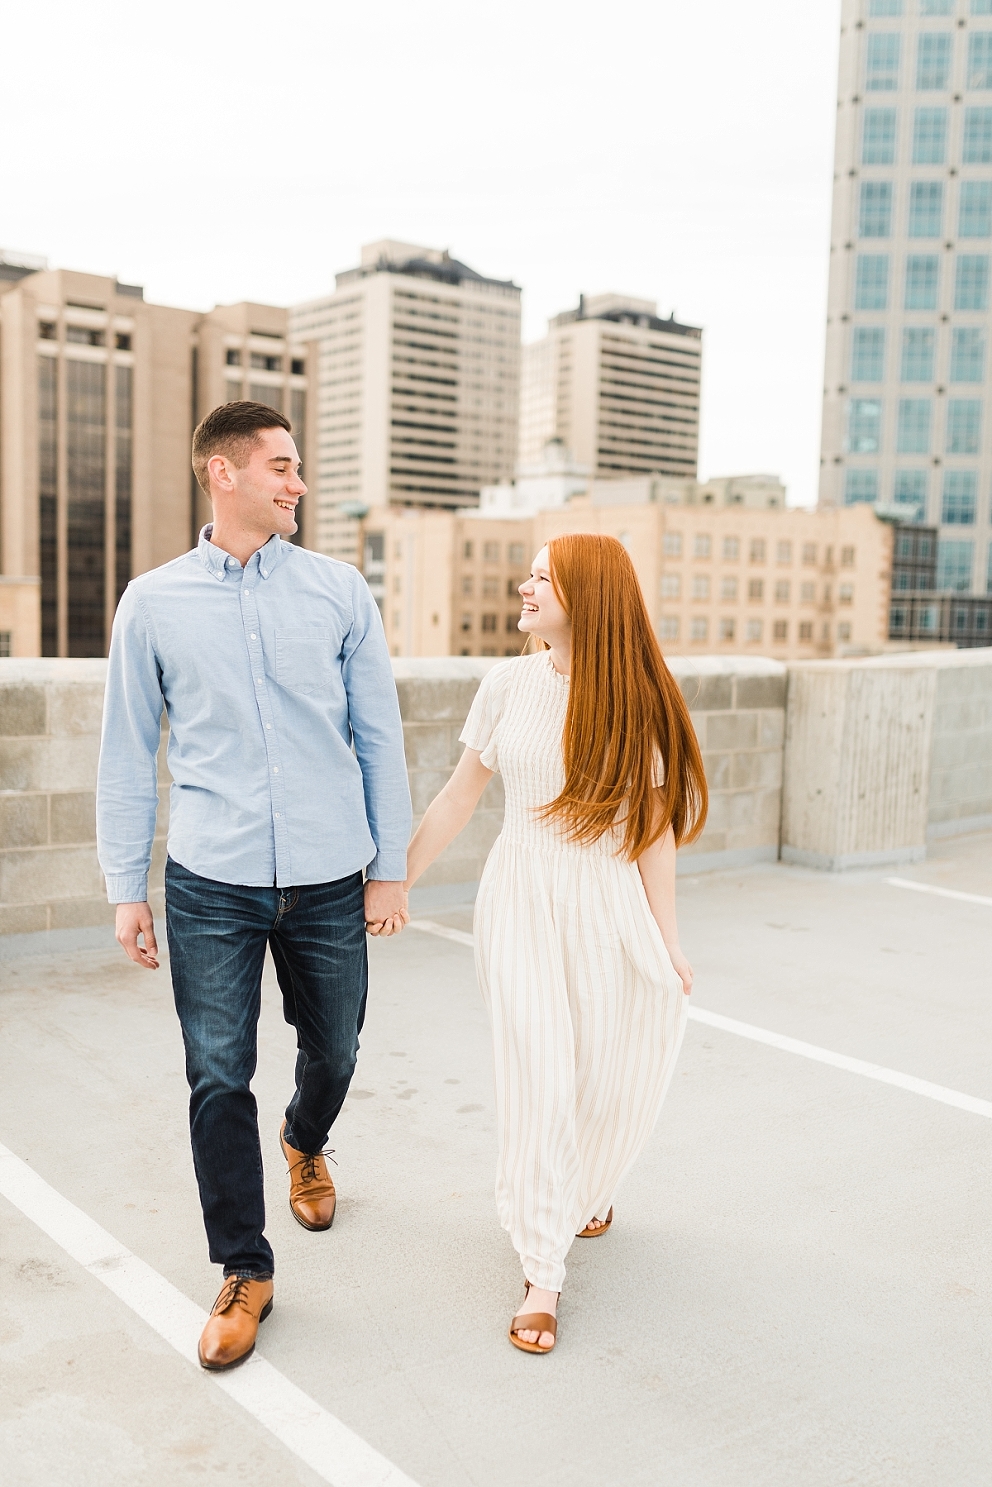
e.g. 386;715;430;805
820;0;992;602
518;293;703;481
289;241;521;561
0;265;311;656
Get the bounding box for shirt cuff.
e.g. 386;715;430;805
364;853;408;883
105;873;149;904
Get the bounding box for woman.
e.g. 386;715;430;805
404;534;707;1354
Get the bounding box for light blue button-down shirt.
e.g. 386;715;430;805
97;526;411;902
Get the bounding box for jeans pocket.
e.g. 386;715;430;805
275;628;335;694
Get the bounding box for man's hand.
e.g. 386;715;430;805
364;879;409;938
116;901;160;969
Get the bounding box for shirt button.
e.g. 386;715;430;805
266;723;272;729
257;677;263;684
273;766;279;773
250;633;256;639
244;587;251;595
274;812;281;818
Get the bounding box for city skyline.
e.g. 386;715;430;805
0;0;841;509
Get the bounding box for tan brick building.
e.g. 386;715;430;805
0;267;312;656
360;496;893;662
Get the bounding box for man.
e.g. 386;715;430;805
97;401;410;1371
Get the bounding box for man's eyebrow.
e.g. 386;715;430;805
267;456;298;466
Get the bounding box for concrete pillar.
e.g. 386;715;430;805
782;660;937;870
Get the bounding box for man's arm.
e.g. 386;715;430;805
96;586;165;969
341;573;413;887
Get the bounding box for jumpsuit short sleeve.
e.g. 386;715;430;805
459;660;515;773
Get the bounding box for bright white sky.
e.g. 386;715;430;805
1;0;841;506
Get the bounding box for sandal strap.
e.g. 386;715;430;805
510;1312;557;1336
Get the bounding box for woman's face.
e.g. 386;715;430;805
518;546;571;647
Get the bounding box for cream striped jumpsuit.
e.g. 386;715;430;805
460;651;688;1293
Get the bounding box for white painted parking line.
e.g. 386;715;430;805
0;1142;419;1487
407;920;992;1120
886;877;992;908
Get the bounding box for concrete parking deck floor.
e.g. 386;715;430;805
1;833;990;1487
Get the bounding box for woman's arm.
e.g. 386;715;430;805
636;821;693;995
405;746;494;891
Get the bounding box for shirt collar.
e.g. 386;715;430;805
197;525;291;582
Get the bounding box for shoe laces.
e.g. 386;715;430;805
215;1274;257;1314
290;1146;337;1185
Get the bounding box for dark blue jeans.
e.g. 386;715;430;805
165;857;368;1278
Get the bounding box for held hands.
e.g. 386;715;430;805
115;901;160;969
364;879;409;938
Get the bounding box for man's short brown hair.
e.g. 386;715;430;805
192;401;293;496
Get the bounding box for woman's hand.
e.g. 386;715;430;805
364;880;409;937
667;945;693;996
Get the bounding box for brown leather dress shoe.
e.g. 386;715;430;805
279;1119;336;1231
198;1275;273;1371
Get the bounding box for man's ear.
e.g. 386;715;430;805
207;453;236;493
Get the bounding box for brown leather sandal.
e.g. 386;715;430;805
508;1281;558;1355
577;1206;613;1238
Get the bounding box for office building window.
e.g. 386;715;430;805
950;327;986;381
941;470;978;522
856;255;890;309
225;348;241;366
959;181;992;237
937;538;974;589
838;585;855;606
692;575;711;600
66;359;107;658
870;0;902;11
481;613;497;632
917;33;952;91
801;580;816;601
904;254;939;308
773;620;788;642
894;469;928;513
920;0;952;12
802;544;817;565
482;576;500;598
38;356;58;656
114;365;132;605
963;107;992;162
660;574;681;598
845;469;880;504
663;532;683;557
721;577;738;600
864;108;898;163
460;613;472;632
974;0;992;15
746;619;763;643
748;579;764;601
852;327;886;381
693;533;712;558
723;536;740;560
777;541;793;564
968;31;992;88
249;383;283;411
908;181;944;237
0;632;10;658
912;107;947;163
841;546;856;567
719;617;736;642
505;614;518;633
750;538;766;563
483;541;499;562
66;326;105;346
954;253;990;308
250;353;282;372
837;622;853;642
859;181;893;237
508;542;525;563
867;33;901;90
798;621;814;641
775;581;790;602
690;617;708;642
659;617;679;640
946;398;982;452
900;326;935;381
897;397;932;452
463;541;473;559
461;576;474;596
849;398;883;452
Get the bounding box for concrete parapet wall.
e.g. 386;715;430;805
1;648;990;935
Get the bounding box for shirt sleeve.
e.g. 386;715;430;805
458;661;513;773
96;586;165;903
340;571;413;882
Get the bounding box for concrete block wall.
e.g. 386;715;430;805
926;650;992;838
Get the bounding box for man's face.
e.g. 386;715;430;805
210;427;306;538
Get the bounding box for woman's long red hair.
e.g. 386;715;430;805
537;533;707;858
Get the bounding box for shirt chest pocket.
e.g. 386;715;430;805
274;628;336;694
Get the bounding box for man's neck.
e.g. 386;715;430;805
208;522;275;570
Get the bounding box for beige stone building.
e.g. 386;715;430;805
519;293;702;481
289;241;521;563
0;265;312;656
360;494;893;662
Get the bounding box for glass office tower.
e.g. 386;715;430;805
820;0;992;597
